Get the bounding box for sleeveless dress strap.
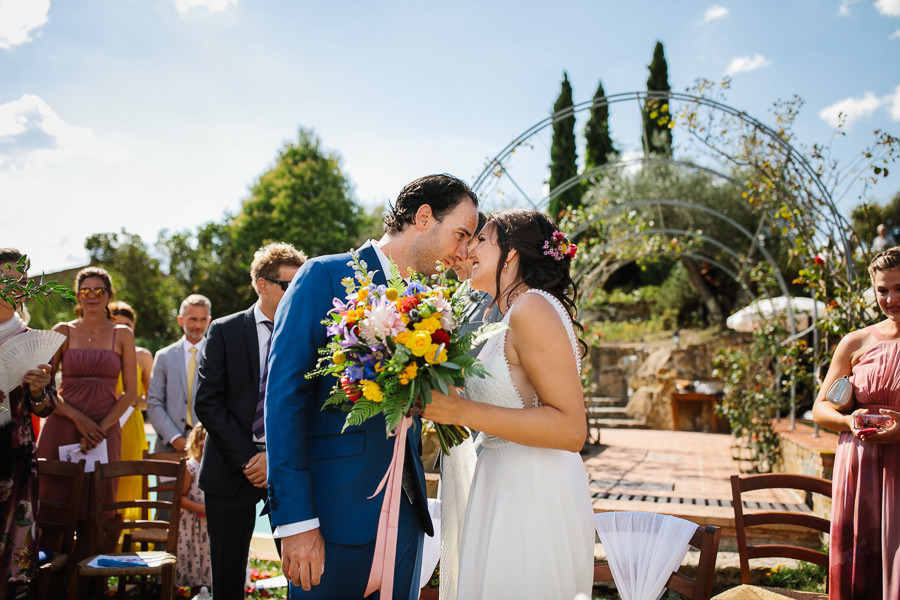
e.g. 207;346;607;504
522;289;582;371
111;325;118;350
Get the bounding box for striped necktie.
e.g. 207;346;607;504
252;321;275;438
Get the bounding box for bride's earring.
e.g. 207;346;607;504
503;262;508;271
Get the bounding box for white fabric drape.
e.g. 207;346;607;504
438;435;477;600
594;511;698;600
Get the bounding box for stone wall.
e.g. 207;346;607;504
586;333;746;430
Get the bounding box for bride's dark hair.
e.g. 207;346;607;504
487;209;586;355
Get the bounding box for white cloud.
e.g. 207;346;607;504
0;94;133;169
875;0;900;17
0;0;49;49
174;0;238;14
724;54;771;76
887;84;900;122
818;91;883;129
698;5;728;25
838;0;864;15
891;29;900;39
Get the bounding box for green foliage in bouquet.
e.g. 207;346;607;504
307;252;504;454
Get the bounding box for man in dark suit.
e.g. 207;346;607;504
266;174;479;599
194;242;306;600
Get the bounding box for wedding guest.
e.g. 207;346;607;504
147;295;211;455
109;301;153;522
813;247;900;599
872;223;897;253
425;209;594;598
175;423;212;594
36;266;136;557
0;249;56;600
195;242;305;600
266;174;478;598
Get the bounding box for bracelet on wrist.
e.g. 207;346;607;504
29;389;47;404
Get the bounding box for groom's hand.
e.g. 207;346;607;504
282;528;326;591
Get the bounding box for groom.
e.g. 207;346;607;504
265;174;479;598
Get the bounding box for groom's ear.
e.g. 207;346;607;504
413;204;434;231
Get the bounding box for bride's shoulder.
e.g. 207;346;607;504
509;291;566;327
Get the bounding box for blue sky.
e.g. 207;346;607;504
1;0;899;272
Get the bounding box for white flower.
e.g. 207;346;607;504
431;296;457;331
358;301;406;345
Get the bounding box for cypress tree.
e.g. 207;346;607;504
642;41;673;157
584;79;618;172
548;72;580;219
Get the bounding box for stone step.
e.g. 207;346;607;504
589;406;630;419
590;418;647;429
585;396;628;408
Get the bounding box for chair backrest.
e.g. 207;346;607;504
139;450;185;522
730;473;832;585
92;458;187;553
37;458;86;558
594;511;721;600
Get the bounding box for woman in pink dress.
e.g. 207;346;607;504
813;247;900;599
36;267;136;557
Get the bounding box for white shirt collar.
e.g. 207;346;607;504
370;240;393;281
182;335;205;353
253;301;271;325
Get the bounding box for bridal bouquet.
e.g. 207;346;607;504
308;251;501;454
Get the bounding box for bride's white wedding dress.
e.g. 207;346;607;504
442;289;595;599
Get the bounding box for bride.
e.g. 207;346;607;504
424;209;595;599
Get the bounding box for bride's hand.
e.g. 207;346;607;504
423;387;464;425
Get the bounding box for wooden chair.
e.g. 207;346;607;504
730;473;832;587
124;450;185;550
27;459;86;600
69;458;186;600
594;513;721;600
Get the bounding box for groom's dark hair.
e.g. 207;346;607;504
382;174;478;235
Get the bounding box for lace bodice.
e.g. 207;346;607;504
464;289;581;448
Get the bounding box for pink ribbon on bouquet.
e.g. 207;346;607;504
365;415;413;599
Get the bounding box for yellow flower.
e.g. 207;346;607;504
332;350;346;365
358;288;369;302
413;315;441;334
395;331;412;345
384;288;399;302
399;363;418;385
361;380;383;403
403;331;434;357
423;344;447;364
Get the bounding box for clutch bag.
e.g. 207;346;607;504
825;376;853;411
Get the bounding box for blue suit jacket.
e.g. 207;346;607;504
265;242;432;545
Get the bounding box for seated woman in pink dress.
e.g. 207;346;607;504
813;247;900;599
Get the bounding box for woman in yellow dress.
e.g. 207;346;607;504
110;302;153;516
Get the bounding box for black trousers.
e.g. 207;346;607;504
205;491;272;600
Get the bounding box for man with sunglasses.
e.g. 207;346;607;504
194;242;305;600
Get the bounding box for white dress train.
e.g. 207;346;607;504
441;289;595;600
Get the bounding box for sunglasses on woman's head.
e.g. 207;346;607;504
78;287;109;298
263;277;291;291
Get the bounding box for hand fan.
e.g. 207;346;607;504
594;511;698;600
0;329;65;396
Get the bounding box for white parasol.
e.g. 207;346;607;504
725;296;827;333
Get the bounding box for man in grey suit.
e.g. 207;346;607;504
147;294;212;454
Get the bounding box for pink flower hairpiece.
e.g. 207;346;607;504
542;230;577;261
